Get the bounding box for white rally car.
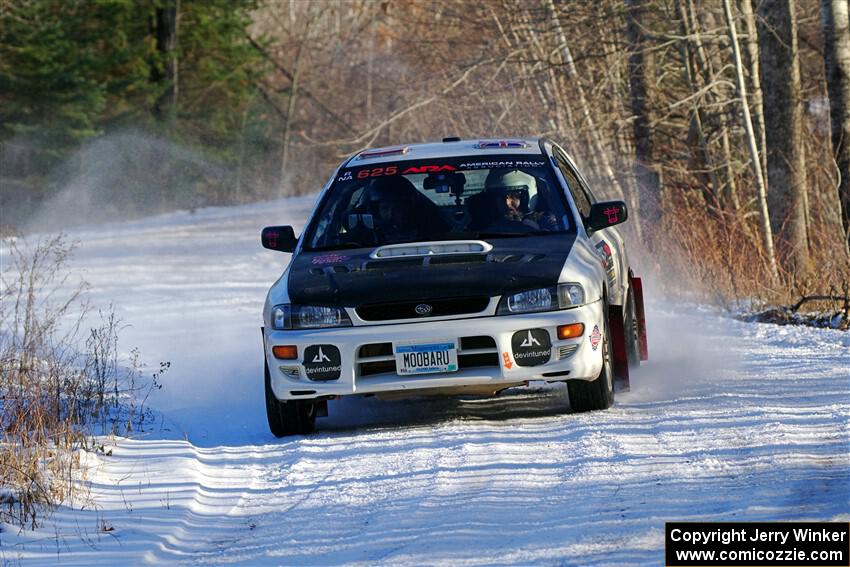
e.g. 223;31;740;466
261;138;648;436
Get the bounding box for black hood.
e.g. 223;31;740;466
287;234;576;308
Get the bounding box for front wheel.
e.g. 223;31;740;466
567;310;615;412
264;361;316;437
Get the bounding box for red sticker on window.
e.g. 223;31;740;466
401;165;457;174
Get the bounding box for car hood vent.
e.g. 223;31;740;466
370;240;492;259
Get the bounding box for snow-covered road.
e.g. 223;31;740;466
2;199;848;565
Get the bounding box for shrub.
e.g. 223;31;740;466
0;235;166;528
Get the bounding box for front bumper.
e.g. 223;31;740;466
264;300;605;401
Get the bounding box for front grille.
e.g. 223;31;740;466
356;335;498;377
356;297;489;322
358;343;393;358
460;336;496;350
359;360;397;377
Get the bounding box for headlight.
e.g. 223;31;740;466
558;283;585;307
497;283;585;315
271;304;353;330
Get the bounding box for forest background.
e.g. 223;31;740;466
2;0;849;303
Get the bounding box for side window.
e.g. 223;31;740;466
554;151;592;219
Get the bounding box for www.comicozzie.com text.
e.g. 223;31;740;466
670;526;847;546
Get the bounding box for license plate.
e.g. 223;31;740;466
394;339;458;376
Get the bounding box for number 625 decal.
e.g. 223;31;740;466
357;166;398;179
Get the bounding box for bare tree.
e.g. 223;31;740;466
545;0;626;202
626;0;661;240
821;0;850;253
758;0;810;273
737;0;767;180
675;0;722;210
723;0;779;281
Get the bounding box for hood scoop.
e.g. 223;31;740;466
370;240;493;259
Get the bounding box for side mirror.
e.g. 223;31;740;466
261;226;298;252
588;201;628;232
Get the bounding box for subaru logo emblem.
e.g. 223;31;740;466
415;304;432;316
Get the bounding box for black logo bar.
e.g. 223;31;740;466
666;522;849;566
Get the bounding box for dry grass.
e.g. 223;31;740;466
0;235;166;529
645;191;850;315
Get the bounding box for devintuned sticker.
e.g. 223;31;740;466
510;329;552;367
589;325;602;350
303;344;342;381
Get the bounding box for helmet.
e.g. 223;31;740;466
363;176;417;229
484;169;537;212
365;175;416;204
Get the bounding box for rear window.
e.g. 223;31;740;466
305;155;574;251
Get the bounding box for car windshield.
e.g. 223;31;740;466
305;154;573;251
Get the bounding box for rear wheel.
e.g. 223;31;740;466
264;361;317;437
567;308;615;412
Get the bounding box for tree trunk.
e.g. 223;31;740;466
758;0;810;274
737;0;768;183
153;0;179;125
279;43;302;197
821;0;850;253
675;0;721;210
626;0;661;240
722;0;779;281
696;7;741;211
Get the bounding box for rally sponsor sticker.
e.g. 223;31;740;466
303;344;342;381
311;254;350;265
510;329;552;367
589;325;602;350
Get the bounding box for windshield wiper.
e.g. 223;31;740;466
476;231;553;238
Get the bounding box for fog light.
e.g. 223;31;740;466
273;345;298;360
557;323;585;340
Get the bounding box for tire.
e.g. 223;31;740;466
567;307;615;412
625;287;641;368
264;360;317;437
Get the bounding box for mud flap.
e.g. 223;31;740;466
608;304;630;390
631;277;649;361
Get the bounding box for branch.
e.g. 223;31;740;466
791;295;850;313
305;55;505;153
246;35;357;134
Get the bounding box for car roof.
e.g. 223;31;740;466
347;138;547;166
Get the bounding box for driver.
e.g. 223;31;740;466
366;177;419;242
484;169;558;231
